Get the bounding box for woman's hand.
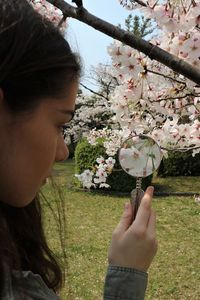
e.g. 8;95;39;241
108;186;157;272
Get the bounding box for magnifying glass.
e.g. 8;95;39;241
119;135;162;220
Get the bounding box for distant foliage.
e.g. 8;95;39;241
124;14;155;38
158;151;200;176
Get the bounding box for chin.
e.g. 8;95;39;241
8;199;34;208
6;192;38;208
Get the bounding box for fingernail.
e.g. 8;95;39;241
147;186;154;192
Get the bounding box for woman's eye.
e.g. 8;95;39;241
59;125;68;135
58;115;74;136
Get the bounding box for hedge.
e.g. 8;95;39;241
157;150;200;176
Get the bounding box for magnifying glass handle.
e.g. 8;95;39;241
130;188;145;220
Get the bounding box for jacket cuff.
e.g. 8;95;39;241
103;265;148;300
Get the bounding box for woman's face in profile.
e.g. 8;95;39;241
0;81;78;207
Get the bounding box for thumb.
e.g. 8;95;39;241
114;202;133;236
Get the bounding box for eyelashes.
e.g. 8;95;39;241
59;113;75;136
60;125;69;135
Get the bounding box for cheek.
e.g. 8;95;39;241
0;116;58;206
0;129;58;207
35;132;58;172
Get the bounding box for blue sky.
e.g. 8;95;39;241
66;0;134;73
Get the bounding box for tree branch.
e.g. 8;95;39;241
80;83;109;101
58;15;67;28
46;0;200;85
131;0;147;7
146;68;187;86
72;0;83;8
161;145;200;152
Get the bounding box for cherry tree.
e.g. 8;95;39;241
105;0;200;154
75;0;200;188
64;91;115;146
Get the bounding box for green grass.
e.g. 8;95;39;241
153;175;200;194
41;161;200;299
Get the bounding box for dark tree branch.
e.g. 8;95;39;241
58;15;67;27
131;0;147;7
72;0;83;8
161;145;200;152
146;68;187;86
46;0;200;85
80;83;109;101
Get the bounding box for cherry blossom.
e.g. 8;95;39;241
75;154;116;189
30;0;67;33
194;195;200;203
75;170;95;189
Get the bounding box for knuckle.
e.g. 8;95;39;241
133;227;146;239
141;198;150;210
123;210;132;220
122;209;132;219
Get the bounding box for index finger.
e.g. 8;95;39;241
133;186;154;228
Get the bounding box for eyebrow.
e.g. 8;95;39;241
57;109;74;115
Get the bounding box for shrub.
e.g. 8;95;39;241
74;138;153;192
75;138;106;173
157;150;200;176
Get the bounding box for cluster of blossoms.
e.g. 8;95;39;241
30;0;67;33
75;156;116;189
87;128;121;155
64;94;114;145
139;1;200;68
75;128;122;189
105;0;200;154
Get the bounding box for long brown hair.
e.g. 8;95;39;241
0;0;81;296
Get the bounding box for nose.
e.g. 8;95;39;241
55;136;69;162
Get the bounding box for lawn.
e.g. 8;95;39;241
41;160;200;300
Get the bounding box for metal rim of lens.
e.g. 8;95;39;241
118;134;163;178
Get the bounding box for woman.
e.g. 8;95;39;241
0;0;157;299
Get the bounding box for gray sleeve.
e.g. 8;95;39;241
2;269;60;300
103;265;148;300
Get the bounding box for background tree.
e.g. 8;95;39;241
123;14;155;38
